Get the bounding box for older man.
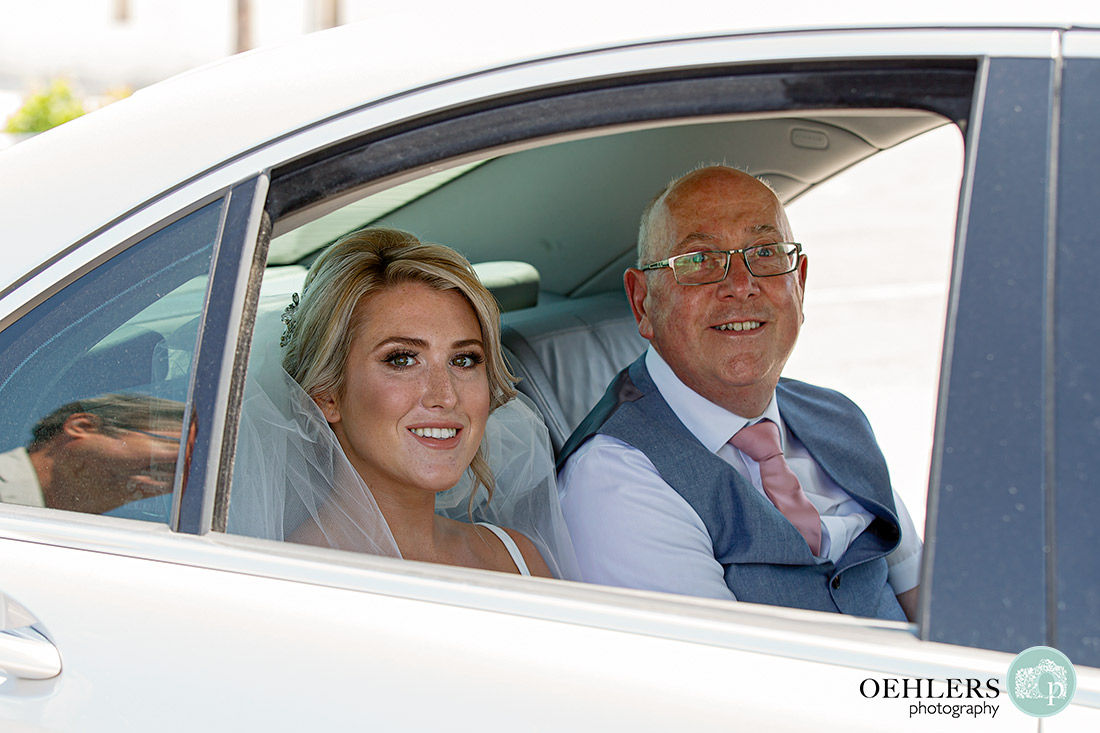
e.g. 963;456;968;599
558;165;921;621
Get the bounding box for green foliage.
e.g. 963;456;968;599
4;79;86;134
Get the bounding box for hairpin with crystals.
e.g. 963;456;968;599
280;292;300;348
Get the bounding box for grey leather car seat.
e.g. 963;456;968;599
501;291;647;455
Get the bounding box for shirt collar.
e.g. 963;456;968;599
0;446;45;507
645;346;785;455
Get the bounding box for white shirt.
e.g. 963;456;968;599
558;347;922;601
0;446;45;507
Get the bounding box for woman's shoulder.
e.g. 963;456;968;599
463;521;549;577
490;524;553;578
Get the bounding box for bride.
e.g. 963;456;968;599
230;227;576;579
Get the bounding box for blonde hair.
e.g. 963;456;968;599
282;226;517;503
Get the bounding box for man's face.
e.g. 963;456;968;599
625;168;807;416
51;415;181;514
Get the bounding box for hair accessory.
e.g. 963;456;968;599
279;292;300;348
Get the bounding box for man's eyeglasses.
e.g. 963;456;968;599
639;243;802;285
121;427;182;445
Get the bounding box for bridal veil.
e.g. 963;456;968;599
228;307;579;580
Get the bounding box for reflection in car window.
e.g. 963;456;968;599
0;201;222;522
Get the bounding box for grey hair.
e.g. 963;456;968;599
30;393;185;451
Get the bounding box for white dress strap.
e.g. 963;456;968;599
476;522;530;576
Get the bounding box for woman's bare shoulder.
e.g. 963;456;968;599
501;527;553;578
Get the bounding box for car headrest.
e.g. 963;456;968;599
472;261;540;312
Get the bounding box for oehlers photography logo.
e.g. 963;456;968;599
857;644;1078;721
859;676;1001;720
1006;646;1076;717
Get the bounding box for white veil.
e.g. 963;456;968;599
227;308;400;557
434;393;579;580
228;306;580;580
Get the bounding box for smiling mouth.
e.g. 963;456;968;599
714;320;763;332
409;427;458;440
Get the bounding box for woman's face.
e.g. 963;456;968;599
315;281;491;501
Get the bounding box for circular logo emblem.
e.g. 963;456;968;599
1006;646;1076;717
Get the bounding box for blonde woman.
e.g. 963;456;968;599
233;227;575;579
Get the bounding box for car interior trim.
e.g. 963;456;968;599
211;206;273;534
174;175;269;535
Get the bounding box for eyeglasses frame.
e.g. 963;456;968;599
639;242;803;284
119;427;183;445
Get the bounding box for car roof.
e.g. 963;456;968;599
1;4;1097;294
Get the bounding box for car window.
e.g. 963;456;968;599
0;201;222;522
226;111;963;581
785;124;964;536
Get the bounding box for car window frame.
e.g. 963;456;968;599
0;194;226;525
214;57;986;643
920;55;1057;657
175;176;269;533
0;174;267;535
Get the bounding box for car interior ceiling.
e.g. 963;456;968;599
269;110;948;298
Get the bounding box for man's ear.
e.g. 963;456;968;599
312;391;341;425
795;254;808;323
624;268;655;341
62;413;102;438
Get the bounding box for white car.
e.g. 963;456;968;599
1;8;1098;731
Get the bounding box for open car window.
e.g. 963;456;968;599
223;83;966;621
785;123;964;535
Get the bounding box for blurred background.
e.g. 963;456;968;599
0;0;383;146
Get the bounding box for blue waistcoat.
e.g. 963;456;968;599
559;356;906;620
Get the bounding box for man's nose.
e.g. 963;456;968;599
422;363;459;408
148;440;181;464
716;252;760;296
153;443;179;459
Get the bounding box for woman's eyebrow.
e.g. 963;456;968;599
373;336;428;350
373;336;484;350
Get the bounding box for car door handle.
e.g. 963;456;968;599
0;592;61;680
0;627;61;680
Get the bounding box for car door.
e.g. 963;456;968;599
1;25;1096;732
926;27;1100;679
1051;26;1100;694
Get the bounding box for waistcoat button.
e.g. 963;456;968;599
831;575;841;590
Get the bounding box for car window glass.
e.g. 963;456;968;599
784;124;964;536
227;116;962;585
0;201;222;522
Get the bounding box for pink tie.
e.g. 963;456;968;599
729;420;822;555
